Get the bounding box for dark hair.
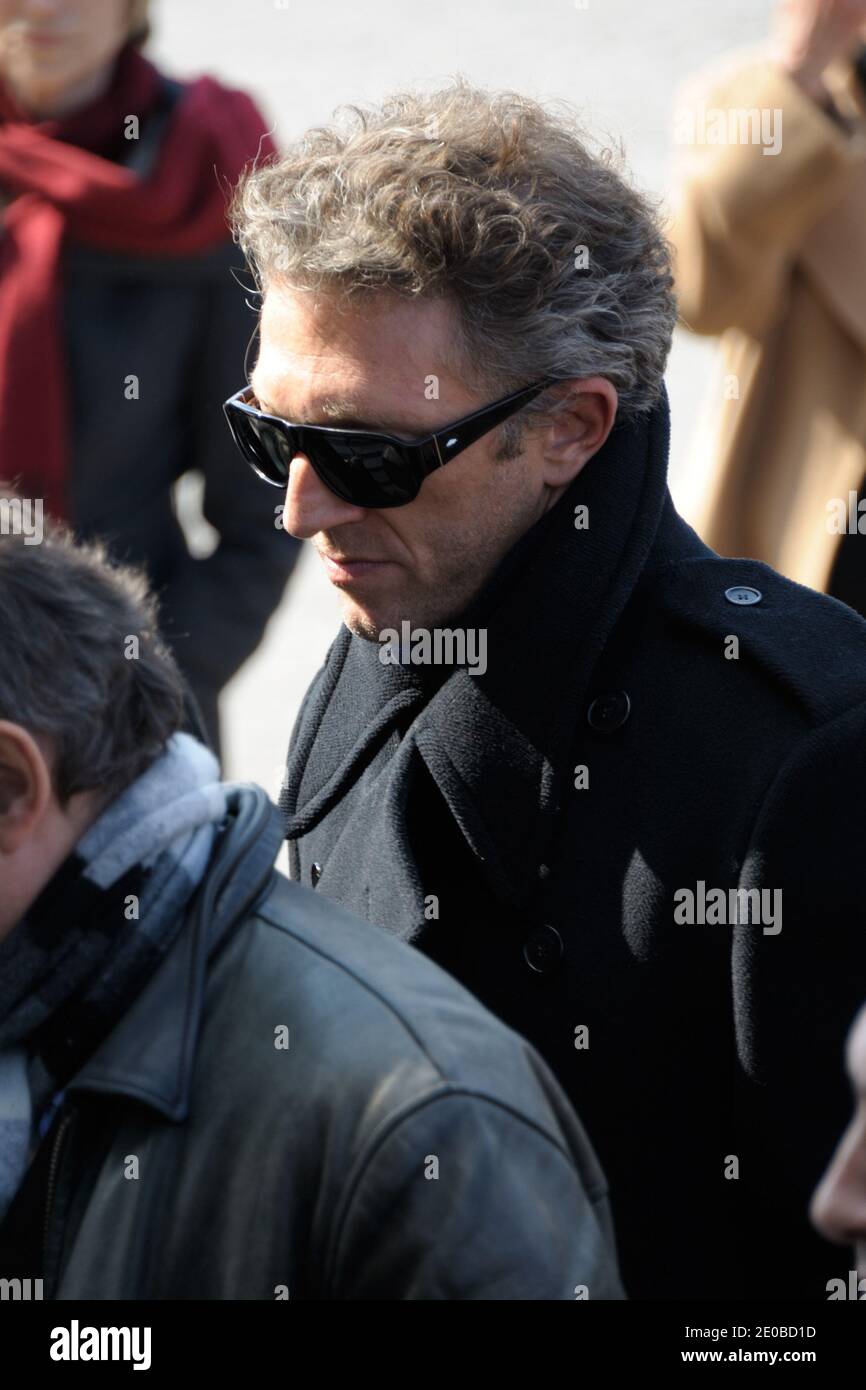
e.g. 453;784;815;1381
0;502;184;806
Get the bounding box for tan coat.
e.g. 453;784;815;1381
670;52;866;592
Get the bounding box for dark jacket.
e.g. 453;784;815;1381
61;78;299;748
283;386;866;1301
0;787;624;1300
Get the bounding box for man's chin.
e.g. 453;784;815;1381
342;603;381;642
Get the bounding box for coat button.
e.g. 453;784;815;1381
587;690;631;731
310;862;322;887
523;923;564;974
724;585;762;605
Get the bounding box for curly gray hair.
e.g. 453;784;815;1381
232;78;676;449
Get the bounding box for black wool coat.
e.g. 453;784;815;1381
283;386;866;1301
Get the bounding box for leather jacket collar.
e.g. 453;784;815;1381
58;786;283;1121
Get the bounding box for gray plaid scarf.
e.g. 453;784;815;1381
0;732;227;1222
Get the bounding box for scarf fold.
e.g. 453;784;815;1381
0;43;276;518
0;732;227;1222
281;483;568;848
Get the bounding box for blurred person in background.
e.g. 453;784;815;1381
810;1000;866;1295
0;0;300;754
671;0;866;614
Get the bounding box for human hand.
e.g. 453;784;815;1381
772;0;866;100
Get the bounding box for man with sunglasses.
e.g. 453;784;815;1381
226;81;866;1301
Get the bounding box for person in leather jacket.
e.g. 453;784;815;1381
0;512;624;1301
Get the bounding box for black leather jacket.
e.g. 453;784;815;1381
0;787;624;1300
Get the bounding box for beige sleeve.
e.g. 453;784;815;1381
669;58;866;338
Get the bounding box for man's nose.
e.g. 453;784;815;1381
810;1122;866;1247
282;453;366;539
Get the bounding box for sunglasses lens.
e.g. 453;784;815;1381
307;435;419;508
245;415;295;485
226;399;422;506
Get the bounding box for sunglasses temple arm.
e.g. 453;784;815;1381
431;381;555;459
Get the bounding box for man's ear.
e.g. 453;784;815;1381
0;721;52;853
540;377;619;488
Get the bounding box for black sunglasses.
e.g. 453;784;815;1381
222;377;559;509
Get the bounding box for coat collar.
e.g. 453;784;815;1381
410;389;672;906
62;788;283;1121
286;389;674;913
